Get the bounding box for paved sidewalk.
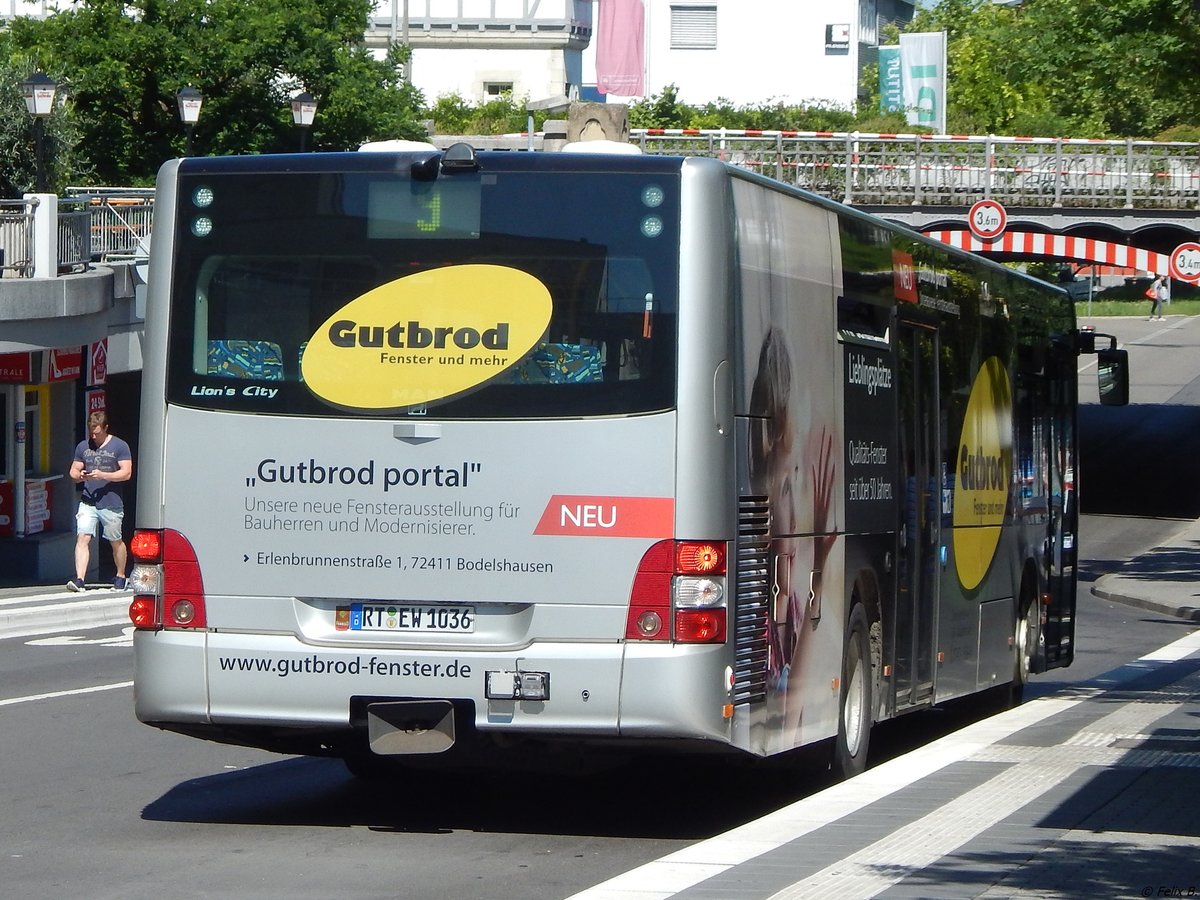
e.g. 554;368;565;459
0;579;131;640
565;523;1200;900
570;625;1200;899
1091;517;1200;622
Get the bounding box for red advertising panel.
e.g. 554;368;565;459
89;338;108;386
50;346;83;382
86;388;107;419
0;352;31;383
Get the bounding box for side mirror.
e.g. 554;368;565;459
1097;348;1129;406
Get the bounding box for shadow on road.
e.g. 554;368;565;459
140;750;835;838
1079;403;1200;519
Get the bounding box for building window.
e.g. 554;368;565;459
670;5;717;49
483;82;514;103
25;385;47;474
860;0;878;45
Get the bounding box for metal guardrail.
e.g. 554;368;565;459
56;198;91;273
66;188;154;262
0;198;35;278
631;130;1200;210
0;190;152;280
9;135;1193;278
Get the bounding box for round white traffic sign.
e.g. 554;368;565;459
968;200;1007;241
1168;242;1200;283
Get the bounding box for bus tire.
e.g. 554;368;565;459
1011;588;1040;705
834;604;872;779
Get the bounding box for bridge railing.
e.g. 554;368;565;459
630;130;1200;210
64;187;155;262
0;199;35;277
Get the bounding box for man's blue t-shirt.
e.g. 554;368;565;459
75;436;132;511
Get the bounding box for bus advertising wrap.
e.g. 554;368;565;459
953;356;1013;590
301;264;553;411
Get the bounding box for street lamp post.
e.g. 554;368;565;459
21;72;57;193
176;86;203;155
290;92;318;152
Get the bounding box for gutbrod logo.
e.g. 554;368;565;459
952;356;1013;590
302;265;552;411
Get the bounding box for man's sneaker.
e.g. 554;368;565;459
66;578;85;592
113;576;128;590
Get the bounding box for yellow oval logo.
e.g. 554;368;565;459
952;356;1013;590
302;265;552;411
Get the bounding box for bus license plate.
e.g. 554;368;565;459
337;603;475;633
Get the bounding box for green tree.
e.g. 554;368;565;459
628;83;859;132
0;52;87;196
629;84;692;129
7;0;426;185
911;0;1200;138
428;91;542;135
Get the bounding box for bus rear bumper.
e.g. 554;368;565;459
133;630;734;755
131;628;729;758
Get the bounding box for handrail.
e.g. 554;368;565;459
0;198;36;278
68;189;155;262
0;191;153;280
12;135;1198;279
630;130;1200;210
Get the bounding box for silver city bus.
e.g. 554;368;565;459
130;144;1128;777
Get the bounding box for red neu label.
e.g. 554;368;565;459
892;249;917;303
534;495;674;537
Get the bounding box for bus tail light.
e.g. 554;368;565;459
128;528;207;631
625;540;727;644
674;609;726;643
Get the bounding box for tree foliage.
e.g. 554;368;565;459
628;84;859;132
5;0;427;185
0;0;1197;193
426;92;552;136
0;53;86;196
912;0;1200;138
629;0;1200;139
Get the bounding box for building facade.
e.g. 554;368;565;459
0;196;145;583
4;1;914;111
369;0;914;110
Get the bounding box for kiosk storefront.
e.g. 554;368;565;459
0;346;87;581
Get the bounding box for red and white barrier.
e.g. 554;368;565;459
923;229;1169;275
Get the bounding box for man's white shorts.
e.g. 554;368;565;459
76;503;124;541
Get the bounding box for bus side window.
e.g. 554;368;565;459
207;340;285;381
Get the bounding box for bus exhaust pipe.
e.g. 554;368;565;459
366;700;456;755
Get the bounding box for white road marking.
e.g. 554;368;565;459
0;681;134;708
26;626;135;648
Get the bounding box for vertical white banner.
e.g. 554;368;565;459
899;31;947;134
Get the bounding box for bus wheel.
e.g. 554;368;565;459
1011;592;1039;705
834;604;872;779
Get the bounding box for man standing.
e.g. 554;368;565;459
67;411;133;591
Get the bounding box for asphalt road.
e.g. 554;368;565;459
0;315;1195;900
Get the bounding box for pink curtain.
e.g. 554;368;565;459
596;0;645;96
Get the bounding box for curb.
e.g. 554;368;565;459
1090;575;1200;623
0;594;132;640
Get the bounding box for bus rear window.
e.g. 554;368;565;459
165;164;679;418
